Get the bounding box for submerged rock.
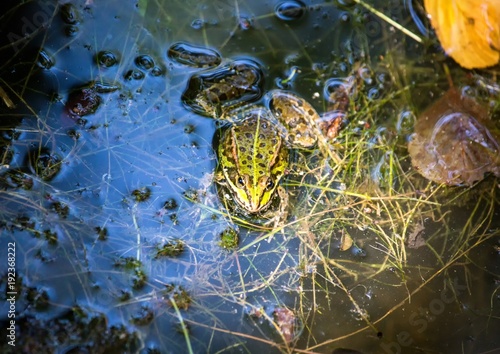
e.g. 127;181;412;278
408;88;500;186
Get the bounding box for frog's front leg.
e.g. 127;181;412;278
259;185;288;231
263;186;288;234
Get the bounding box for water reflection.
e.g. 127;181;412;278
0;1;498;353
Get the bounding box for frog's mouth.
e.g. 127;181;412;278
232;174;269;213
245;199;266;213
239;175;278;214
246;194;270;214
238;195;273;214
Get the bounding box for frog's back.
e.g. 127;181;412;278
217;106;289;213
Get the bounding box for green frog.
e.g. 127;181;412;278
185;61;320;221
214;93;320;223
215;106;289;214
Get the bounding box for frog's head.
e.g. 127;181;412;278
225;171;280;213
218;149;287;213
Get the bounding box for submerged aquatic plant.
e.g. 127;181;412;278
219;226;240;249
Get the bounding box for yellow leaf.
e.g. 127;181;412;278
424;0;500;69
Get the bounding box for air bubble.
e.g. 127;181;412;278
323;78;348;102
239;16;252;30
334;0;356;8
37;49;55;69
60;3;80;24
274;1;307;21
124;69;145;81
191;19;204;30
358;66;374;85
340;12;350;22
135;55;155;70
150;66;164;77
96;51;118;68
367;87;380;100
396;110;416;135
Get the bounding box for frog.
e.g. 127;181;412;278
215;106;289;215
183;60;321;222
213;91;320;223
215;90;319;219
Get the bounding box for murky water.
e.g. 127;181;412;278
0;1;499;353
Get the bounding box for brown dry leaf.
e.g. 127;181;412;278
408;88;500;186
424;0;500;69
339;231;353;251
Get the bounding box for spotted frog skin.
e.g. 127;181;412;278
216;106;289;213
211;90;320;219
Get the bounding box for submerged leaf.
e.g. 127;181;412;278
424;0;500;69
408;88;500;185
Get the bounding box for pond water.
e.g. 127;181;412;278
0;0;499;353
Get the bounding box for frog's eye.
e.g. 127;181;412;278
265;179;274;190
236;176;245;187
